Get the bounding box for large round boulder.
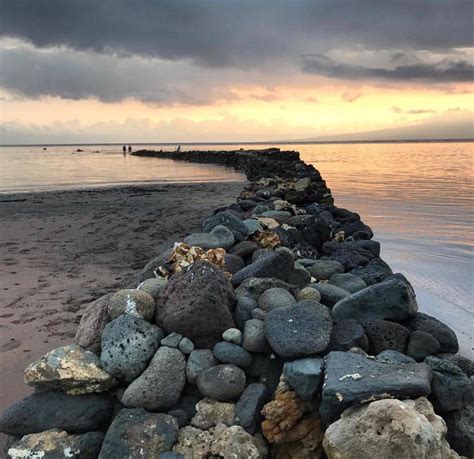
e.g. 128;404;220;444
108;289;155;321
155;261;236;348
197;364;246;402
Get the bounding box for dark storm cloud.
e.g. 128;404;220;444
0;0;472;66
302;55;474;83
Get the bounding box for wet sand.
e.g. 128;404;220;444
0;181;245;412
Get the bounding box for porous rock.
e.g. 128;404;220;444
308;260;344;280
332;274;418;321
323;397;459;459
99;408;179;459
197;364;246;402
155;261;236;348
407;330;441;361
0;392;112;436
203;211;249;242
264;300;333;359
362;319;411;355
296;286;322;302
320;351;432;422
235;277;297;302
213;342;252;367
24;344;114;394
74;293;112;354
444;405;474;458
100;314;162;382
121;346;186;411
137;277;168;301
191;398;235;429
350;257;393;285
108;288;155;321
7;430;104;459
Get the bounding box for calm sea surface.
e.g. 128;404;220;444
0;142;472;356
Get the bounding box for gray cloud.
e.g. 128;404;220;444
302;54;474;82
0;0;472;67
392;106;437;115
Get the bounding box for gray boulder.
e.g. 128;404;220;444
376;350;416;364
332;274;418;321
224;254;245;274
328;272;367;293
122;347;186;411
320;351;432;422
108;289;155;321
197;365;247;402
186;349;217;385
444;405;474;458
231;250;294;287
228;240;260;258
235;277;297;302
350;257;393;285
438;353;474;377
235;383;268;434
202;211;249;242
210;225;235;249
407;330;441;361
328;319;368;352
155;261;236;348
161;332;183;348
243;219;263;235
99;408;179;458
222;328;242;345
184;232;221;249
233;296;258;330
425;356;472;412
264;300;333;359
308;283;351;307
137;278;168;301
242;319;271;354
283;357;323;400
0;392;112;436
213;342;252;367
100;315;162;382
308;260;344;280
257;287;296;311
403;312;459;354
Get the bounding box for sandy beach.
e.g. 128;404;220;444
0;181;245;412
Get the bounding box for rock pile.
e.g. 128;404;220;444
1;148;471;458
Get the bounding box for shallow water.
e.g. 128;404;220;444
0;141;472;356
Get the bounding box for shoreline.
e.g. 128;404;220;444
0;148;471;458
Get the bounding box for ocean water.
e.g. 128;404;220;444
0;142;472;356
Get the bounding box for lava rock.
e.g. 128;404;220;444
286;263;312;287
362;319;411;355
323;397;458;459
224;254;245;274
213;342;252;367
332;274;418;321
197;365;247;402
108;289;155;321
0;392;112;436
403;312;459;354
191;398;235;430
99;408;179;458
7;430;104;459
407;330;441;361
350;257;393;285
283;357;323;400
231;250;294;287
100;315;162;382
242;218;263;234
308;260;344;280
178;337;194;354
74;293;112;354
235;383;268;434
161;332;183;348
438;353;474;377
122;347;186;411
184;232;221;249
186;350;217;385
424;356;472;412
228;240;260;258
324;243;374;270
320;351;432;422
155;261;236;348
203;211;249;242
328;319;369;352
264;300;333;359
444;405;474;458
235;277;297;301
296;286;322;302
308;283;351;307
257;287;296;311
328;272;367;293
210;225;235;249
242;319;271;354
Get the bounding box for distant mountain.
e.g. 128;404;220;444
300;119;473;142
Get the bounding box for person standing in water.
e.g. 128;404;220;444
128;145;132;153
122;145;126;154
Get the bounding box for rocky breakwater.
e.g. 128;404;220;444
1;148;472;458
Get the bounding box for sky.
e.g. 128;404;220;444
0;0;473;144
